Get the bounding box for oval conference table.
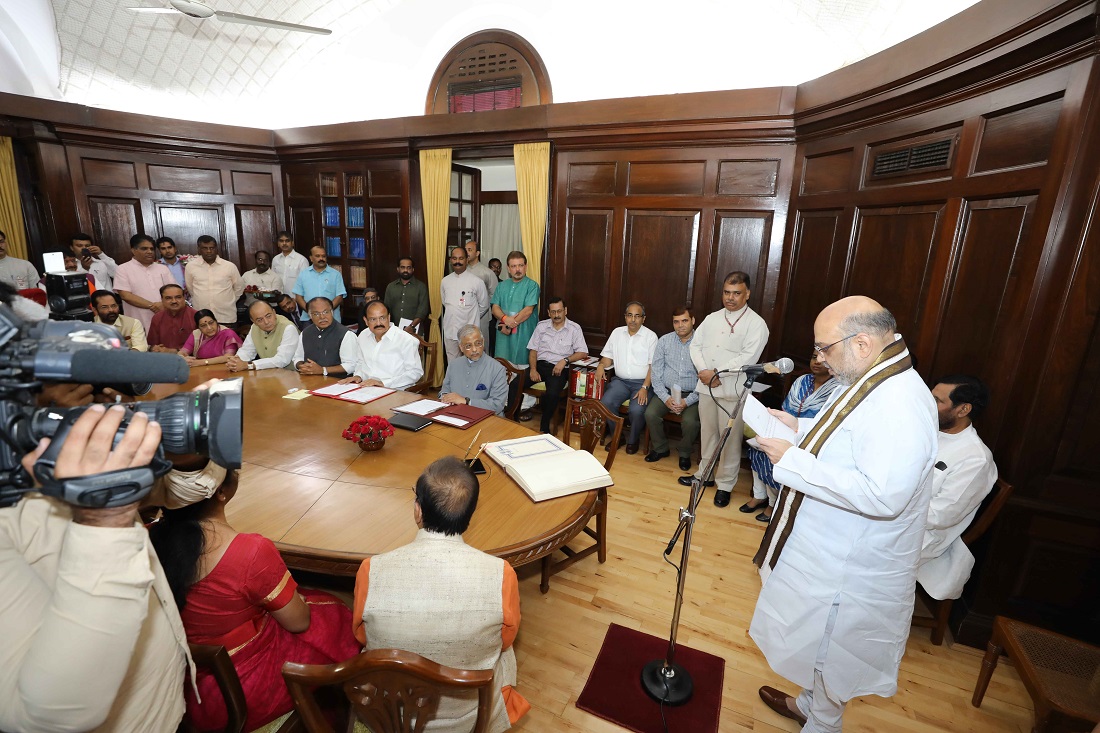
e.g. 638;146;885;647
148;366;604;580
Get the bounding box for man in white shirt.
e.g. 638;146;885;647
751;296;937;733
92;290;148;352
113;234;176;334
293;296;358;378
227;301;299;371
70;232;118;290
681;271;769;507
0;230;40;290
595;301;658;454
917;375;998;601
270;231;308;297
241;250;282;304
185;235;243;326
440;246;488;360
341;301;423;390
464;240;497;340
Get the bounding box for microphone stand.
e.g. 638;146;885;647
641;370;757;705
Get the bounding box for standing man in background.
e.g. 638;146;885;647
70;232;118;290
156;236;188;291
383;257;430;338
491;250;540;367
185;235;242;327
113;234;176;334
271;231;308;297
293;246;346;322
240;251;282;304
440;246;488;360
0;230;40;290
681;271;769;507
464;240;497;342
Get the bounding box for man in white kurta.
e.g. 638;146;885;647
270;231;309;296
917;376;998;600
683;271;769;506
441;246;489;360
751;297;937;733
595;301;658;452
345;301;423;390
464;240;498;340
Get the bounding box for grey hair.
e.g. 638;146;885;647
839;308;897;338
625;301;646;317
457;324;482;342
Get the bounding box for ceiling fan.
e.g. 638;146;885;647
127;0;332;35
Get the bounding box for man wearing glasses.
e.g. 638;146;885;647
680;271;769;506
750;296;937;733
439;325;508;415
228;301;300;372
595;301;658;454
341;301;423;390
293;296;357;378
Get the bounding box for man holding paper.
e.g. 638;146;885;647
680;271;769;507
750;296;937;733
342;301;423;389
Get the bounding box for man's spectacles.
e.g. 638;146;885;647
309;309;333;317
624;313;644;319
461;340;485;350
813;333;858;357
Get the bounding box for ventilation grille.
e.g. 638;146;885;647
447;47;521;81
871;138;953;177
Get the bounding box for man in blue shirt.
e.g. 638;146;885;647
645;306;701;471
293;245;347;322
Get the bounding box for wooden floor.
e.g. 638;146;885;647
504;437;1034;732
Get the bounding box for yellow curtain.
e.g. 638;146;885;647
0;137;29;259
513;142;550;286
419;148;452;387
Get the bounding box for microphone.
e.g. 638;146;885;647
733;357;794;376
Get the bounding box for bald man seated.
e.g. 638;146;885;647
227;301;299;372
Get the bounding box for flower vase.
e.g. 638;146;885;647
358;437;386;452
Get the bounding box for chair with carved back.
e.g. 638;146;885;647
535;398;621;593
281;648;495;733
494;357;527;420
912;478;1013;645
182;644;301;733
408;336;438;395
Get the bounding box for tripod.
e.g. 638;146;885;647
641;372;756;705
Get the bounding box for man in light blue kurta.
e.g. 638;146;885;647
490;250;540;366
293;246;347;321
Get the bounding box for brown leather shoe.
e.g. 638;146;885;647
759;686;807;727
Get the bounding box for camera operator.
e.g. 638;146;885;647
0;405;226;732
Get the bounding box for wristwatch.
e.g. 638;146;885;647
322;366;328;377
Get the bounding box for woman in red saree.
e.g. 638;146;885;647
151;472;360;731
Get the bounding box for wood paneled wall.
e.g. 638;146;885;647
547;147;793;345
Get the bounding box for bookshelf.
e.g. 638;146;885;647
285;161;409;324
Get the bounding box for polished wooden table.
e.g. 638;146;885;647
149;367;602;577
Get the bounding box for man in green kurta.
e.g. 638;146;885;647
490;250;540;366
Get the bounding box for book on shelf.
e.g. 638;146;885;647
350;266;367;289
348;206;364;228
320;174;338;197
350;237;366;259
346;175;364;196
324;206;340;227
325;236;342;257
484;434;612;502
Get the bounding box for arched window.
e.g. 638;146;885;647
426;30;552;115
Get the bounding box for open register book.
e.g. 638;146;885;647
484;434;613;502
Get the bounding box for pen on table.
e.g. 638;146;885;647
469;442;486;464
463;429;481;461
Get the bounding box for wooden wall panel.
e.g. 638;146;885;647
717;160;779;196
235;205;277;264
567;163;615;196
622;211;697;331
626;161;705;196
974;96;1063;174
89;197;141;256
780;210;843;360
82;159;136;189
801;150;852;195
369;169;403;197
710;212;772;314
148;165;222;194
847;205;942;337
370;208;403;293
562;209;612;337
232;170;274;197
156;204;224;256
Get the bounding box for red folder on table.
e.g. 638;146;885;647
427;403;493;429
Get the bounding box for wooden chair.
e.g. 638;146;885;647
494;357;527;420
408;336;438;395
537;398;620;593
182;645;301;733
281;648;495;733
912;478;1013;645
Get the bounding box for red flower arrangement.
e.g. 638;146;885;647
342;415;395;443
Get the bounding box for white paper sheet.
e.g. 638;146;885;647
398;317;413;330
338;386;395;403
393;399;448;416
311;382;364;396
742;394;798;443
432;414;469;427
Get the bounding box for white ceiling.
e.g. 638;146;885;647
1;0;980;129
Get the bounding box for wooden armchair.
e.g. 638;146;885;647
536;398;620;593
408;336;438;395
281;648;495;733
181;644;301;733
912;478;1013;645
494;357;527;420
